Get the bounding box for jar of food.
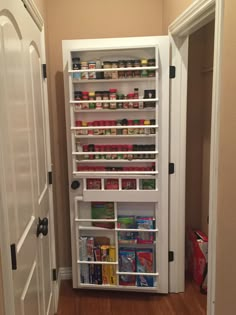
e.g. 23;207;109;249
105;121;111;135
88;144;95;160
127;93;134;108
94;145;101;159
133;144;138;159
81;121;88;135
141;59;148;77
110;120;117;135
89;92;96;109
98;120;105;135
83;144;89;159
111;61;118;79
87;122;93;135
82;91;89;109
144;119;150;135
109;88;117;109
88;61;96;80
133;119;140;134
125;60;133;78
72;57;81;80
133;59;141;78
102;91;110;109
150;119;156;134
75;120;82;135
118;60;125;79
81;61;88;80
123;95;129;109
147;58;156;77
127;145;133;160
103;61;112;79
116;120;122;135
93;121;100;135
133;88;139;108
128;120;134;135
95;91;102;109
117;93;124;109
74;91;82;110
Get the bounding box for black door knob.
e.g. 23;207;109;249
71;180;80;190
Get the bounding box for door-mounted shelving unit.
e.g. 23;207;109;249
62;36;169;293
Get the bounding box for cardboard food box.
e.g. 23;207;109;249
187;229;208;286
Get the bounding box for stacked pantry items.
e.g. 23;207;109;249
72;58;156;81
74;88;156;111
79;202;116;285
79;236;116;285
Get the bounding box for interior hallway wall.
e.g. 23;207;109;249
45;0;164;267
186;21;214;235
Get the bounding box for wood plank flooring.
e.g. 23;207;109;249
57;280;207;315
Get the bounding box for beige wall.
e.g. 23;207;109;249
0;253;5;315
45;0;164;267
162;0;192;33
215;0;236;313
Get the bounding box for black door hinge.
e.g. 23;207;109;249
169;66;176;79
42;64;47;79
48;171;52;185
10;244;17;270
52;268;57;281
169;163;175;174
169;251;174;262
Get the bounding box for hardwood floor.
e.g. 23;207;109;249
57;280;207;315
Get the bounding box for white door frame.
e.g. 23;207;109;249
168;1;224;315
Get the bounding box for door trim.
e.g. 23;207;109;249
22;0;43;30
168;1;224;314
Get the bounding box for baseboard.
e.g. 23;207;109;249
58;267;72;281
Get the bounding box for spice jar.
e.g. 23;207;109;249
83;144;89;160
133;88;139;109
144;119;150;135
82;91;89;109
133;119;140;134
147;59;156;77
103;61;112;79
102;91;110;109
127;145;133;160
95;91;102;109
93;121;100;135
139;119;145;134
150;119;156;134
125;60;133;78
128;120;134;135
88;144;95;160
117;93;124;109
81;121;88;135
110;121;117;135
88;61;96;80
81;61;88;80
118;60;125;79
109;88;117;109
94;145;101;159
111;61;118;79
127;93;134;108
89;92;96;109
141;59;148;77
133;60;141;78
87;122;93;135
72;57;81;80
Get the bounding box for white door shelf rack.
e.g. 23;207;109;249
62;36;169;293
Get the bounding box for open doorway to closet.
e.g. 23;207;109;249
185;20;215;304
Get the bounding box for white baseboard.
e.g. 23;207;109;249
58;267;72;281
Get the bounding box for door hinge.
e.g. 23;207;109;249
42;64;47;79
169;163;175;174
169;251;174;262
10;244;17;270
169;65;176;79
52;268;57;281
48;171;52;185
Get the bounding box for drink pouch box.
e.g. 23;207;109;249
136;216;155;244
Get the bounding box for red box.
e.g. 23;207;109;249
187;229;208;286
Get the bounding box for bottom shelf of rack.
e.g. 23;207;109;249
77;283;159;292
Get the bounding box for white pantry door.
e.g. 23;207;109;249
0;0;54;315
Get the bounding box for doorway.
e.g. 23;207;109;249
185;20;215;302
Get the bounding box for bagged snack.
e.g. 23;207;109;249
119;248;136;286
136;249;154;287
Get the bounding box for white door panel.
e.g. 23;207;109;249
0;0;54;314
